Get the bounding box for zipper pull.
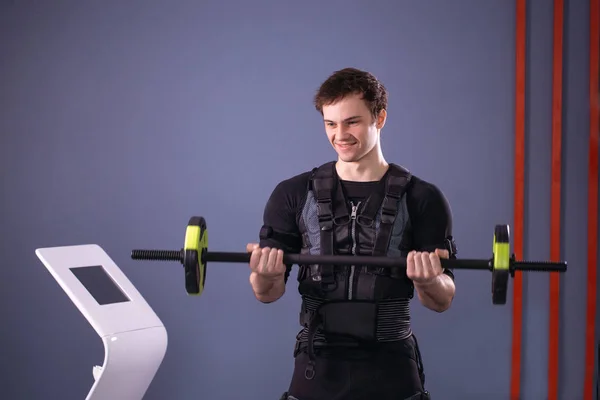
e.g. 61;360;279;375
350;202;359;220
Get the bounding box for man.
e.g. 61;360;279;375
246;67;457;400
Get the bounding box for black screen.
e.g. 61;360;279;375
70;265;130;305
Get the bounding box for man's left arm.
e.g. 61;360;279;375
406;183;457;313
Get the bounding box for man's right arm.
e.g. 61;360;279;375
249;176;305;303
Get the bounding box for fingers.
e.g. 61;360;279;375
406;251;415;278
275;247;284;267
260;247;273;273
407;250;444;283
261;247;284;274
246;243;259;253
435;248;450;259
249;246;263;270
248;245;285;278
417;252;434;281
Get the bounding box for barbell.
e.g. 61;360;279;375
130;216;567;305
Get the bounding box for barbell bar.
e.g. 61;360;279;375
130;216;567;305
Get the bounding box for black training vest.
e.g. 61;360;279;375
297;161;414;299
294;162;415;356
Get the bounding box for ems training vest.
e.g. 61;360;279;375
294;161;415;355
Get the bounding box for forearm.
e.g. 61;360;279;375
250;272;286;303
414;273;455;312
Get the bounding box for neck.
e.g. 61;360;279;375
335;144;389;182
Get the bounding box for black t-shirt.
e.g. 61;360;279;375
259;167;456;283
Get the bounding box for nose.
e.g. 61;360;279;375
334;127;351;140
336;133;353;143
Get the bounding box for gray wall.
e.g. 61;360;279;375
1;1;597;399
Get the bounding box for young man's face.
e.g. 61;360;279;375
322;93;386;163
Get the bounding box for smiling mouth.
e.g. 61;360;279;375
336;142;357;148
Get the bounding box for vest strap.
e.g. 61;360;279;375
310;162;351;288
311;162;337;286
372;167;412;257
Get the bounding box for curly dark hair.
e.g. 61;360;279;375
313;67;388;119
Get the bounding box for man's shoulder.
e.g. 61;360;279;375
407;174;443;199
271;161;336;192
272;169;313;194
265;169;316;211
404;172;451;214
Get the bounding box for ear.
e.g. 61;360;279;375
376;109;387;130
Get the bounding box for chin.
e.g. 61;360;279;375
337;154;361;163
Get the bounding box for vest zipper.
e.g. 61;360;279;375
348;201;360;300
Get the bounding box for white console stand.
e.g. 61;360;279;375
36;244;168;400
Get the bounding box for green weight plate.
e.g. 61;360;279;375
492;224;511;305
183;216;208;296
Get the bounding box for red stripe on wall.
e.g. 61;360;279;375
510;1;526;398
584;1;599;398
548;0;564;399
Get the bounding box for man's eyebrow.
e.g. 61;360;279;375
323;116;362;123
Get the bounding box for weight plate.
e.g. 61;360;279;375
492;224;510;304
183;216;208;296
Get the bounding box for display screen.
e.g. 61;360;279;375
70;265;130;305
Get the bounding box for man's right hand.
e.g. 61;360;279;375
246;243;287;302
246;243;286;279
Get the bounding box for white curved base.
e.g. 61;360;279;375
88;327;168;400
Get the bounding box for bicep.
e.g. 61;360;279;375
258;182;303;283
410;184;457;279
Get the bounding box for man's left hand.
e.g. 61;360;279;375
407;249;449;285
